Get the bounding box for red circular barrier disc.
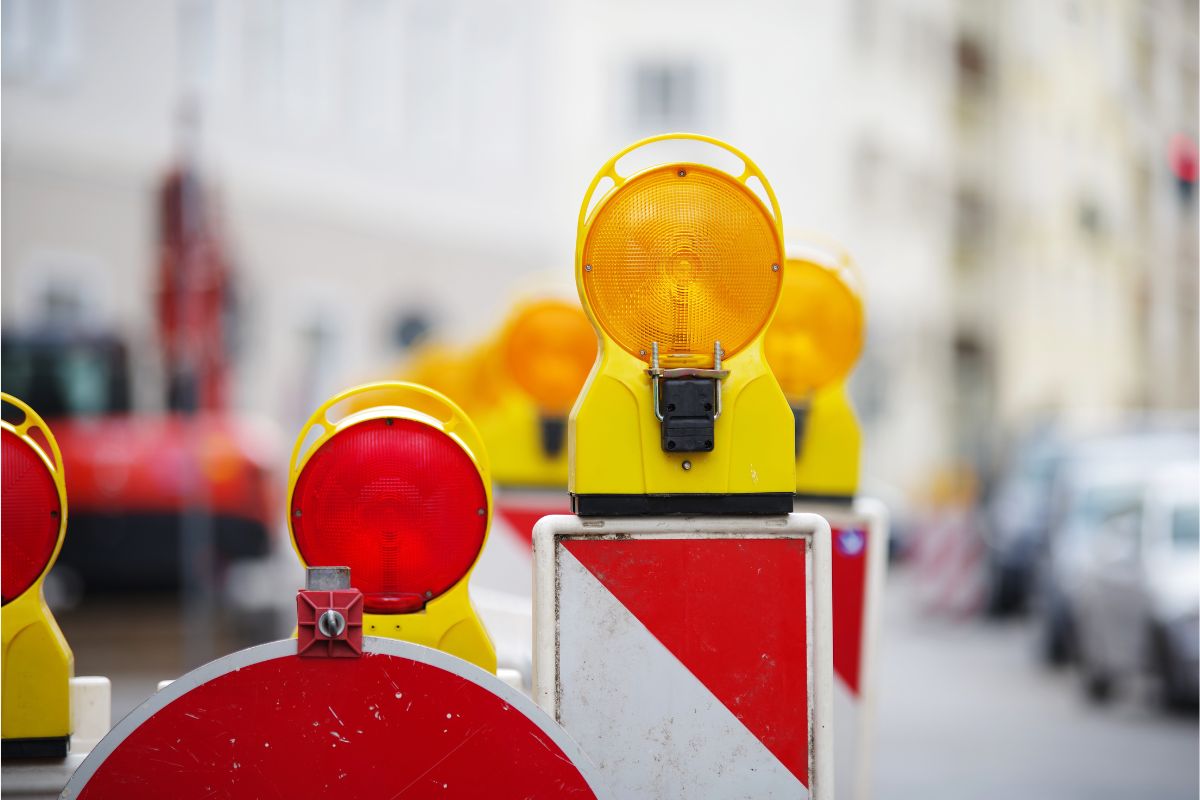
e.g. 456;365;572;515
63;639;606;799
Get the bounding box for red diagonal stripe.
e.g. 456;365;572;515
831;526;868;695
564;537;809;787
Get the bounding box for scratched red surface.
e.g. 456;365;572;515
77;652;598;799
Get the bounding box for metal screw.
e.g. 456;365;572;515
682;460;692;471
385;418;393;426
424;591;434;599
294;508;302;517
317;609;346;638
639;349;647;356
771;264;779;272
477;507;486;516
584;264;593;272
678;169;687;177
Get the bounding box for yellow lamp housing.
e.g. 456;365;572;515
481;298;597;488
286;382;496;673
764;234;866;499
570;133;796;514
1;393;74;758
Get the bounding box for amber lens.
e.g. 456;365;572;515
404;345;501;416
764;258;864;398
581;164;782;361
503;300;596;415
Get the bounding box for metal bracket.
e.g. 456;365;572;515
297;567;364;658
645;342;728;452
646;341;729;421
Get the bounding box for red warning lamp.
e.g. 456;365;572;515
286;381;497;672
2;393;74;757
290;417;488;614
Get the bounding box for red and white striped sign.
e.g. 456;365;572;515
798;498;889;800
533;514;833;799
62;638;609;799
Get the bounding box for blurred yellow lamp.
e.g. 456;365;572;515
765;235;865;498
501;298;596;417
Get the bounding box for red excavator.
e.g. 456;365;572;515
1;160;277;594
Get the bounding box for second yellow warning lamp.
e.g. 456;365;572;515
764;236;865;500
570;133;796;514
286;382;496;672
484;298;596;487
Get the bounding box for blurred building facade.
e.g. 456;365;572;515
2;0;1195;497
952;0;1199;466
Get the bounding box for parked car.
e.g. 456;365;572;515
1074;461;1199;707
1032;427;1198;664
982;428;1068;614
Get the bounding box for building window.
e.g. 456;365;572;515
1;0;78;86
630;61;703;134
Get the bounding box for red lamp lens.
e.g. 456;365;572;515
291;418;488;613
2;428;62;605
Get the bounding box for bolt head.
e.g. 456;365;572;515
771;264;780;272
317;609;346;639
682;460;692;471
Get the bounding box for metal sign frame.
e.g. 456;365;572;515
533;512;833;799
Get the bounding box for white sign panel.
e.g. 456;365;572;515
533;513;833;800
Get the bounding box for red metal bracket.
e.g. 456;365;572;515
297;588;364;658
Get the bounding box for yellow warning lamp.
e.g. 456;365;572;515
1;393;74;758
481;298;597;488
570;133;795;514
764;235;865;499
286;382;496;672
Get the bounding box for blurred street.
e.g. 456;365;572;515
875;569;1199;800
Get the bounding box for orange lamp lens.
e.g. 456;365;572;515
502;301;596;415
581;164;782;361
764;258;864;398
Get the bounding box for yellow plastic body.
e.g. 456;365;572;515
570;133;795;497
794;382;862;498
475;391;569;488
287;382;496;673
1;393;73;743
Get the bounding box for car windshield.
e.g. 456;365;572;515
1073;483;1143;531
1171;503;1199;550
0;338;130;418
